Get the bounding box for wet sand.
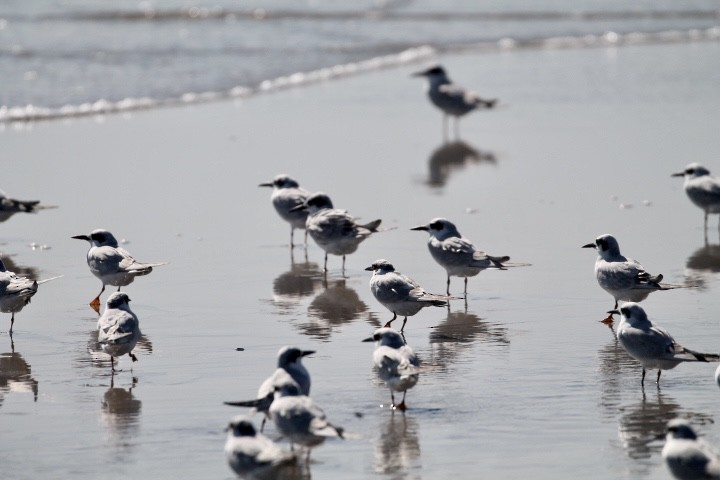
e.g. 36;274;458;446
1;40;720;479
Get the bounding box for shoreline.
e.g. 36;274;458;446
2;26;718;125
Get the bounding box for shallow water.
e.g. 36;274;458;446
1;40;720;479
1;0;719;120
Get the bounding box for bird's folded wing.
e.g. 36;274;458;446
442;237;475;254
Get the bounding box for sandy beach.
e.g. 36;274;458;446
1;39;720;479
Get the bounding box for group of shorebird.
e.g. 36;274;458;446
1;223;166;368
222;152;720;477
2;65;720;479
219;68;720;478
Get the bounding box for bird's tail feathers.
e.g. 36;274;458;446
488;255;510;268
129;262;168;276
5;199;41;213
359;219;382;232
683;348;720;363
656;282;695;291
144;262;169;268
501;261;532;268
37;275;63;285
481;98;498;108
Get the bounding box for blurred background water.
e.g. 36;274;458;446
1;0;719;120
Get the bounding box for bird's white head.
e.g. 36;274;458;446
277;346;315;369
672;163;711;180
226;415;258;438
259;174;300;190
582;234;621;260
72;229;119;248
290;192;333;214
411;217;460;240
666;418;698;440
413;65;449;82
364;259;395;274
609;302;649;327
106;291;131;309
363;327;406;349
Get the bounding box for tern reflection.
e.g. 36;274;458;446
597;334;640;416
427;309;509;370
81;328;153;371
100;381;142;449
272;256;324;312
0;255;39;280
684;242;720;290
427;140;496;188
295;279;369;340
0;190;54;223
374;413;421;475
0;349;38;407
617;389;712;464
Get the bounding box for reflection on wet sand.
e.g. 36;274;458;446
80;328;153;372
617;390;713;464
272;256;324;312
685;242;720;290
0;255;39;280
426;308;509;370
426;140;496;188
295;279;370;340
597;334;639;415
100;381;142;449
374;413;421;475
0;192;55;224
597;334;715;476
0;349;38;406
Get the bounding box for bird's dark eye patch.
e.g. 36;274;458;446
597;238;607;250
308;197;325;208
686;168;695;175
427;67;443;75
620;307;629;316
90;232;106;242
233;422;255;436
430;221;443;230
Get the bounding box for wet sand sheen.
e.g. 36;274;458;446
0;40;719;479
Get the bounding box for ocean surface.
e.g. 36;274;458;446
1;3;720;480
1;0;719;121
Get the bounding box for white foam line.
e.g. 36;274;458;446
2;27;718;124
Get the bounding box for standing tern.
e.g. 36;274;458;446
72;229;167;309
672;163;720;233
583;234;681;323
413;65;497;138
609;303;720;386
411;218;516;297
662;418;720;480
97;292;141;373
291;192;381;273
363;327;420;411
365;259;453;332
259;174;312;248
224;415;296;478
0;258;61;336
